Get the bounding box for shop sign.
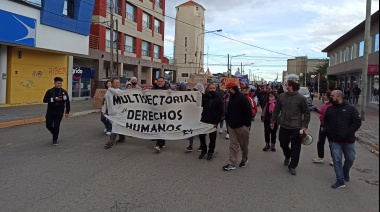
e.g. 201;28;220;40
368;65;379;75
72;67;95;79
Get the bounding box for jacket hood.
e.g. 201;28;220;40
178;82;187;91
194;83;205;93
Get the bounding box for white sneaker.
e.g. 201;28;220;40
312;157;325;163
106;132;112;136
219;129;223;134
225;134;230;139
154;146;161;153
330;161;334;166
103;128;107;133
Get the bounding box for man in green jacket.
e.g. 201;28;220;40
270;80;311;175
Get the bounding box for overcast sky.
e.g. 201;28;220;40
164;0;379;80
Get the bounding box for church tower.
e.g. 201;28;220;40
174;1;205;82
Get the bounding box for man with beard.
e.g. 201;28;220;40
199;84;223;160
153;76;170;153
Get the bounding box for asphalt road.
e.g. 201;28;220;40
0;111;378;212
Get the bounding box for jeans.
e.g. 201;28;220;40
317;126;328;158
279;127;302;169
156;139;165;148
329;142;356;183
199;131;217;154
353;95;359;104
101;114;112;132
264;120;278;144
189;136;194;147
219;120;224;129
46;111;64;141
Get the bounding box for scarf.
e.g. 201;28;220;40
268;99;276;113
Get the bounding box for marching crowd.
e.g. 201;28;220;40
43;76;362;189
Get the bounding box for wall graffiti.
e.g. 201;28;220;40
48;67;67;76
18;80;35;89
32;70;43;77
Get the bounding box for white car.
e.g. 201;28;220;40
299;87;315;110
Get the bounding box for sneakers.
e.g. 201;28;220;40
331;181;346;189
197;146;202;152
312;157;325;163
219;129;223;134
199;153;206;159
239;160;248;168
52;140;58;146
103;128;107;133
289;167;297;175
330;161;334;166
207;153;213;160
284;158;290;166
225;134;230;139
186;146;193;152
263;144;270;151
104;141;113;149
106;132;112;136
153;146;161;153
223;164;236;171
271;144;276;152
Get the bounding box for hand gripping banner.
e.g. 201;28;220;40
104;89;216;140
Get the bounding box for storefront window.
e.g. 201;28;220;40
72;67;94;98
371;75;379;103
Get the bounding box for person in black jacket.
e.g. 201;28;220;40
222;83;252;171
324;90;362;189
199;84;223;160
43;77;71;146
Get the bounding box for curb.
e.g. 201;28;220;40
356;136;379;155
0;109;101;129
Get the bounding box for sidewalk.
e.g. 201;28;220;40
0;99;100;128
313;98;379;151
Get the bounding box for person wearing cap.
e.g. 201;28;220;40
130;77;142;89
270;80;311;175
222;83;252;171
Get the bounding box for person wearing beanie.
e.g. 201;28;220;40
130;76;142;89
222;83;252;171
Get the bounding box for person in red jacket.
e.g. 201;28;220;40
312;92;333;164
242;86;257;121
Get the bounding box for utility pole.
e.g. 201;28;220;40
361;0;372;121
227;54;230;77
115;18;119;77
109;0;115;79
241;62;243;75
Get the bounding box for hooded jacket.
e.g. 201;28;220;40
324;101;362;143
226;90;252;129
270;91;311;130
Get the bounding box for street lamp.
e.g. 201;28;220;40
249;68;259;83
229;54;246;77
242;63;254;75
196;29;222;72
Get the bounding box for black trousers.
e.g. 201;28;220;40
156;139;166;148
46;111;64;141
279;127;302;169
317;125;328;158
199;131;217;154
264;120;278;144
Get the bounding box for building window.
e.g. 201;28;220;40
185;54;187;64
155;0;162;8
142;41;150;56
185;37;187;47
107;0;121;15
143;12;151;29
350;45;354;60
181;73;189;77
374;33;379;52
343;49;347;62
330;56;334;67
154;19;161;33
154;45;160;59
106;29;118;49
126;3;136;22
16;0;42;7
358;40;364;57
63;0;74;18
124;35;135;53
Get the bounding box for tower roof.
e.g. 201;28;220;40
176;1;205;10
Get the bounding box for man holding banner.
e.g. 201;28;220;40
153;76;170;153
199;84;223;160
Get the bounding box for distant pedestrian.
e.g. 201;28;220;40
312;92;333;164
199;84;223;160
43;77;71;146
223;83;252;171
104;78;126;149
270;80;311;175
344;87;351;104
352;85;361;105
325;90;362;189
101;80;112;135
262;91;278;152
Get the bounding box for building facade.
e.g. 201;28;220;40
286;57;328;78
174;0;205;82
0;0;95;105
72;0;177;98
322;10;379;106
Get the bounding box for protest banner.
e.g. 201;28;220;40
104;89;215;140
219;78;240;90
187;74;208;89
233;75;249;86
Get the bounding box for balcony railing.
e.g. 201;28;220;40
142;20;151;29
106;40;119;49
155;0;162;8
89;34;99;49
126;12;136;22
154;53;160;59
142;50;150;57
154;26;161;34
106;3;121;15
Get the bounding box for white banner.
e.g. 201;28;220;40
104;89;215;140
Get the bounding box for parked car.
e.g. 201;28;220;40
299;87;315;111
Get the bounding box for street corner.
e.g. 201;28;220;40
0;117;45;129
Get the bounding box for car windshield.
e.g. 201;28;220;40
299;88;310;96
